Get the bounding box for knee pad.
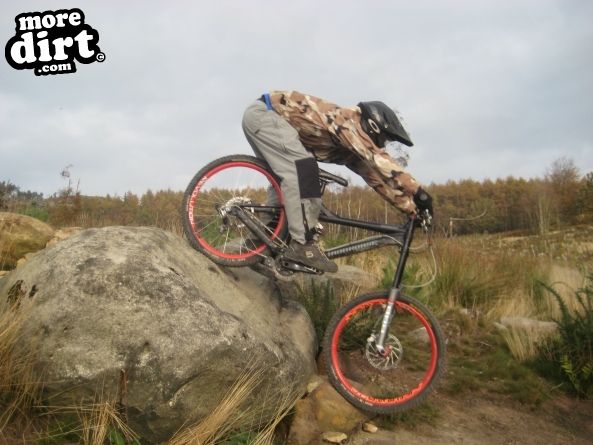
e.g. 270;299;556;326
295;158;321;199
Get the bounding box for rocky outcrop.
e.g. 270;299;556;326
287;376;370;445
0;212;54;269
0;226;317;443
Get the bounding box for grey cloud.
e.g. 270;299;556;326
1;0;591;196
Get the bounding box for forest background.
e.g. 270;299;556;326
1;156;591;240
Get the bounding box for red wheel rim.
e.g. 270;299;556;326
330;298;439;407
186;161;285;260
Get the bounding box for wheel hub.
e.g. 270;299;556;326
365;334;403;370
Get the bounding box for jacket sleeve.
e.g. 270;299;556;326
344;155;419;214
323;106;420;213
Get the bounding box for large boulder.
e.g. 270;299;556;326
0;226;316;443
0;212;54;270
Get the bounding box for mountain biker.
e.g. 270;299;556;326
242;90;433;273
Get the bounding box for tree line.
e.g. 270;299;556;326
1;157;591;237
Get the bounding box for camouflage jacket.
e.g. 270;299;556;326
269;90;419;214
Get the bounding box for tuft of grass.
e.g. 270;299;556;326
248;388;302;445
0;302;41;433
406;237;555;323
500;326;552;362
37;394;139;445
0;221;15;271
77;397;139;445
432;240;517;310
169;365;266;445
543;265;588;318
169;360;302;445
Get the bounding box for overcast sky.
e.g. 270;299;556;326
1;0;592;197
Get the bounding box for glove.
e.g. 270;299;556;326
413;187;433;217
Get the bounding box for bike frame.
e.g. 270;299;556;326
232;202;417;288
231;201;419;354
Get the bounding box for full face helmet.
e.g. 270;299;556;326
358;101;414;148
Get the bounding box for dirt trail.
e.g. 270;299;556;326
348;393;593;445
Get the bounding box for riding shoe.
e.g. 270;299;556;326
284;240;338;273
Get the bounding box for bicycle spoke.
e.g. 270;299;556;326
222;227;231;253
183;157;286;264
325;294;443;413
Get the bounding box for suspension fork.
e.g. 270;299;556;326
375;218;416;354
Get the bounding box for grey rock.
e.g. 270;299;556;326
499;316;558;334
0;226;316;443
361;422;378;433
409;326;431;344
321;432;348;444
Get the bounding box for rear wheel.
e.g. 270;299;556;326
323;291;445;414
182;155;288;266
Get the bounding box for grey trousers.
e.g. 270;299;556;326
242;100;321;244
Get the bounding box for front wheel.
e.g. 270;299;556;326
182;155;288;267
323;291;445;414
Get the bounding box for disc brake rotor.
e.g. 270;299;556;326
365;334;403;370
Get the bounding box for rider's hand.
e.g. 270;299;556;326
413;187;433;217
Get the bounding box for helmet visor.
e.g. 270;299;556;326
385;141;410;168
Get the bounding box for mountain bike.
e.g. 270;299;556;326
181;154;445;414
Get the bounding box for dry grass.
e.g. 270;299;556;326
168;366;265;445
0;219;15;271
37;392;139;445
500;326;553;362
543;265;587;318
77;397;138;445
485;266;587;325
248;388;302;445
0;303;41;435
168;361;302;445
429;230;590;363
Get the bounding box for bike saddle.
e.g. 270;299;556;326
319;169;348;187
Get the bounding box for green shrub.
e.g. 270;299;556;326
294;280;340;342
532;275;593;397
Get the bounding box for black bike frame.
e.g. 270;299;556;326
319;205;416;290
232;201;419;352
233;202;417;290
